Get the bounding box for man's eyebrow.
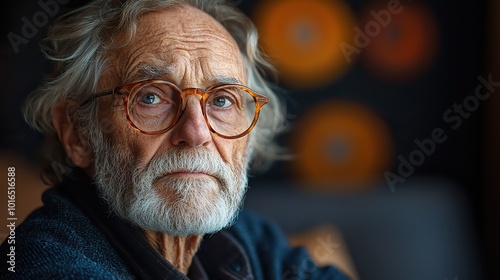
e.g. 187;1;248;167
131;65;174;81
128;67;242;86
215;76;242;85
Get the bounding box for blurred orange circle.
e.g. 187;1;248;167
290;101;393;190
254;0;356;88
361;2;439;81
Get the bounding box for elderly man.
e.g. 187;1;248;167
1;0;347;279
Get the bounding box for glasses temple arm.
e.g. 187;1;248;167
79;89;114;106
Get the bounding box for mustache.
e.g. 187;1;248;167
139;147;232;185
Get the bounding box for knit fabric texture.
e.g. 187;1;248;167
0;177;348;280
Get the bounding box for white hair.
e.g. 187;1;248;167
22;0;287;183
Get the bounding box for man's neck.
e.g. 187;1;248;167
142;231;202;275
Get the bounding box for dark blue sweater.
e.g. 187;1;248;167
0;171;347;279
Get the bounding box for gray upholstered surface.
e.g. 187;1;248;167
244;177;483;280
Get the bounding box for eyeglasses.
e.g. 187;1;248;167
81;79;268;139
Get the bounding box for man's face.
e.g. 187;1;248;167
88;5;250;235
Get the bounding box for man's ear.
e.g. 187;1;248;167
52;100;93;169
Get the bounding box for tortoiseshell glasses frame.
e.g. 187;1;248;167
80;79;268;139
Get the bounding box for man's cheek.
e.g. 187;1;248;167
230;140;248;169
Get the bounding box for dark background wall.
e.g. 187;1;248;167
0;0;496;279
238;1;491;279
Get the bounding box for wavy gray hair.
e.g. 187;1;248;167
23;0;286;183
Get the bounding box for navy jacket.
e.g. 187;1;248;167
0;170;347;279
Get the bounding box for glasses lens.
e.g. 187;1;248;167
128;82;181;133
206;85;257;137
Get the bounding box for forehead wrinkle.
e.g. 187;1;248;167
110;5;245;87
118;33;240;85
155;37;239;66
112;24;173;82
142;7;240;54
159;32;237;50
159;6;233;42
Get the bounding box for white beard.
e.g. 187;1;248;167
90;131;248;236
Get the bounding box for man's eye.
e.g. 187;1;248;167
212;96;233;108
141;93;160;105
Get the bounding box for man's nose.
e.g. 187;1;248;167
169;91;212;147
